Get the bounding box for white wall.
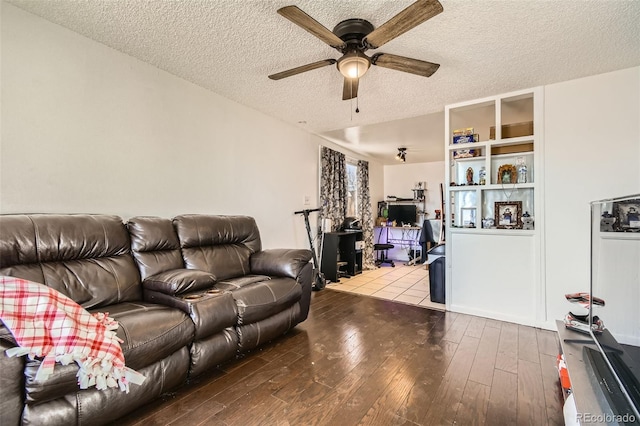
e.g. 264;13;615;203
0;5;341;249
543;66;640;330
0;4;385;251
383;161;445;218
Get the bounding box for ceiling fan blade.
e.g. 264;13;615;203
277;6;346;49
371;53;440;77
342;78;359;100
268;59;337;80
364;0;443;49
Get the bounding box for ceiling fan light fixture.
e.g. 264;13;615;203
396;147;407;162
337;51;371;79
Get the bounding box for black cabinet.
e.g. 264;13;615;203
321;231;363;283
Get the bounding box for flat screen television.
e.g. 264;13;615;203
388;204;417;226
588;194;640;422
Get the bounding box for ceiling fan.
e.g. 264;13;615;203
268;0;443;101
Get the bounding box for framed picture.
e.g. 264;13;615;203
460;207;476;228
497;164;517;184
613;199;640;231
494;201;522;229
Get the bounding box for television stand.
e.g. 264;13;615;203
556;320;637;425
563;337;624;355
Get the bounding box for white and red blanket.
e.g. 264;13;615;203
0;276;145;392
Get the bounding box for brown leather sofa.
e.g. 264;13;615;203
0;213;312;426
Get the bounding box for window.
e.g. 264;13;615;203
346;160;358;218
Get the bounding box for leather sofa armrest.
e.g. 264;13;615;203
142;289;238;340
250;248;312;280
143;269;217;296
0;324;25;426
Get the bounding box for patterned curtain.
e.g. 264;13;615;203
320;146;347;232
357;160;375;269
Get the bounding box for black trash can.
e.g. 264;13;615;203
427;243;445;303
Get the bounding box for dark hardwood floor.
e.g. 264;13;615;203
114;290;564;425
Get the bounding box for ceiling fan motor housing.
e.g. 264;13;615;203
333;19;374;49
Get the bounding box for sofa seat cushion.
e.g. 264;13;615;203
23;346;190;425
23;301;194;405
105;302;195;369
220;276;302;325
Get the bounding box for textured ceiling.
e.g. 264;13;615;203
8;0;640;164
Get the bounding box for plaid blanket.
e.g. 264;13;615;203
0;276;145;392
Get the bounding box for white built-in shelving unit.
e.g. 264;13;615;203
443;87;545;326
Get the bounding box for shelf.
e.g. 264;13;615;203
445;88;539;229
448;186;481;192
448;141;489;151
600;232;640;240
450;227;536;236
450;154;486;162
387;199;425;203
484;183;535;190
491;151;534;160
447;137;534;151
488;135;534;146
449;183;534;191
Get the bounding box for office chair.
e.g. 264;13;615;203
374;243;395;267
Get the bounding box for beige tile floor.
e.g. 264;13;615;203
325;261;445;311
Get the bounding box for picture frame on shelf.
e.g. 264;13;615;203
613;199;640;231
460;207;476;228
495;201;522;229
497;164;517;184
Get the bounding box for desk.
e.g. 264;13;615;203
375;226;421;250
375;226;422;265
375;220;441;264
321;231;363;283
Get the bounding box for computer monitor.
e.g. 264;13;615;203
388;204;417;226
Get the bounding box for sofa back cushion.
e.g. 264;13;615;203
0;214;140;308
127;216;184;280
173;215;261;281
0;215;43;283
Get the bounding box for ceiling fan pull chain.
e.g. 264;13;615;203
350;97;354;121
356;96;360;113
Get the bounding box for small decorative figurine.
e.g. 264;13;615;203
517;164;528;183
479;166;486;185
600;211;616;232
482;218;495;229
466;167;474;185
522;211;534;230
